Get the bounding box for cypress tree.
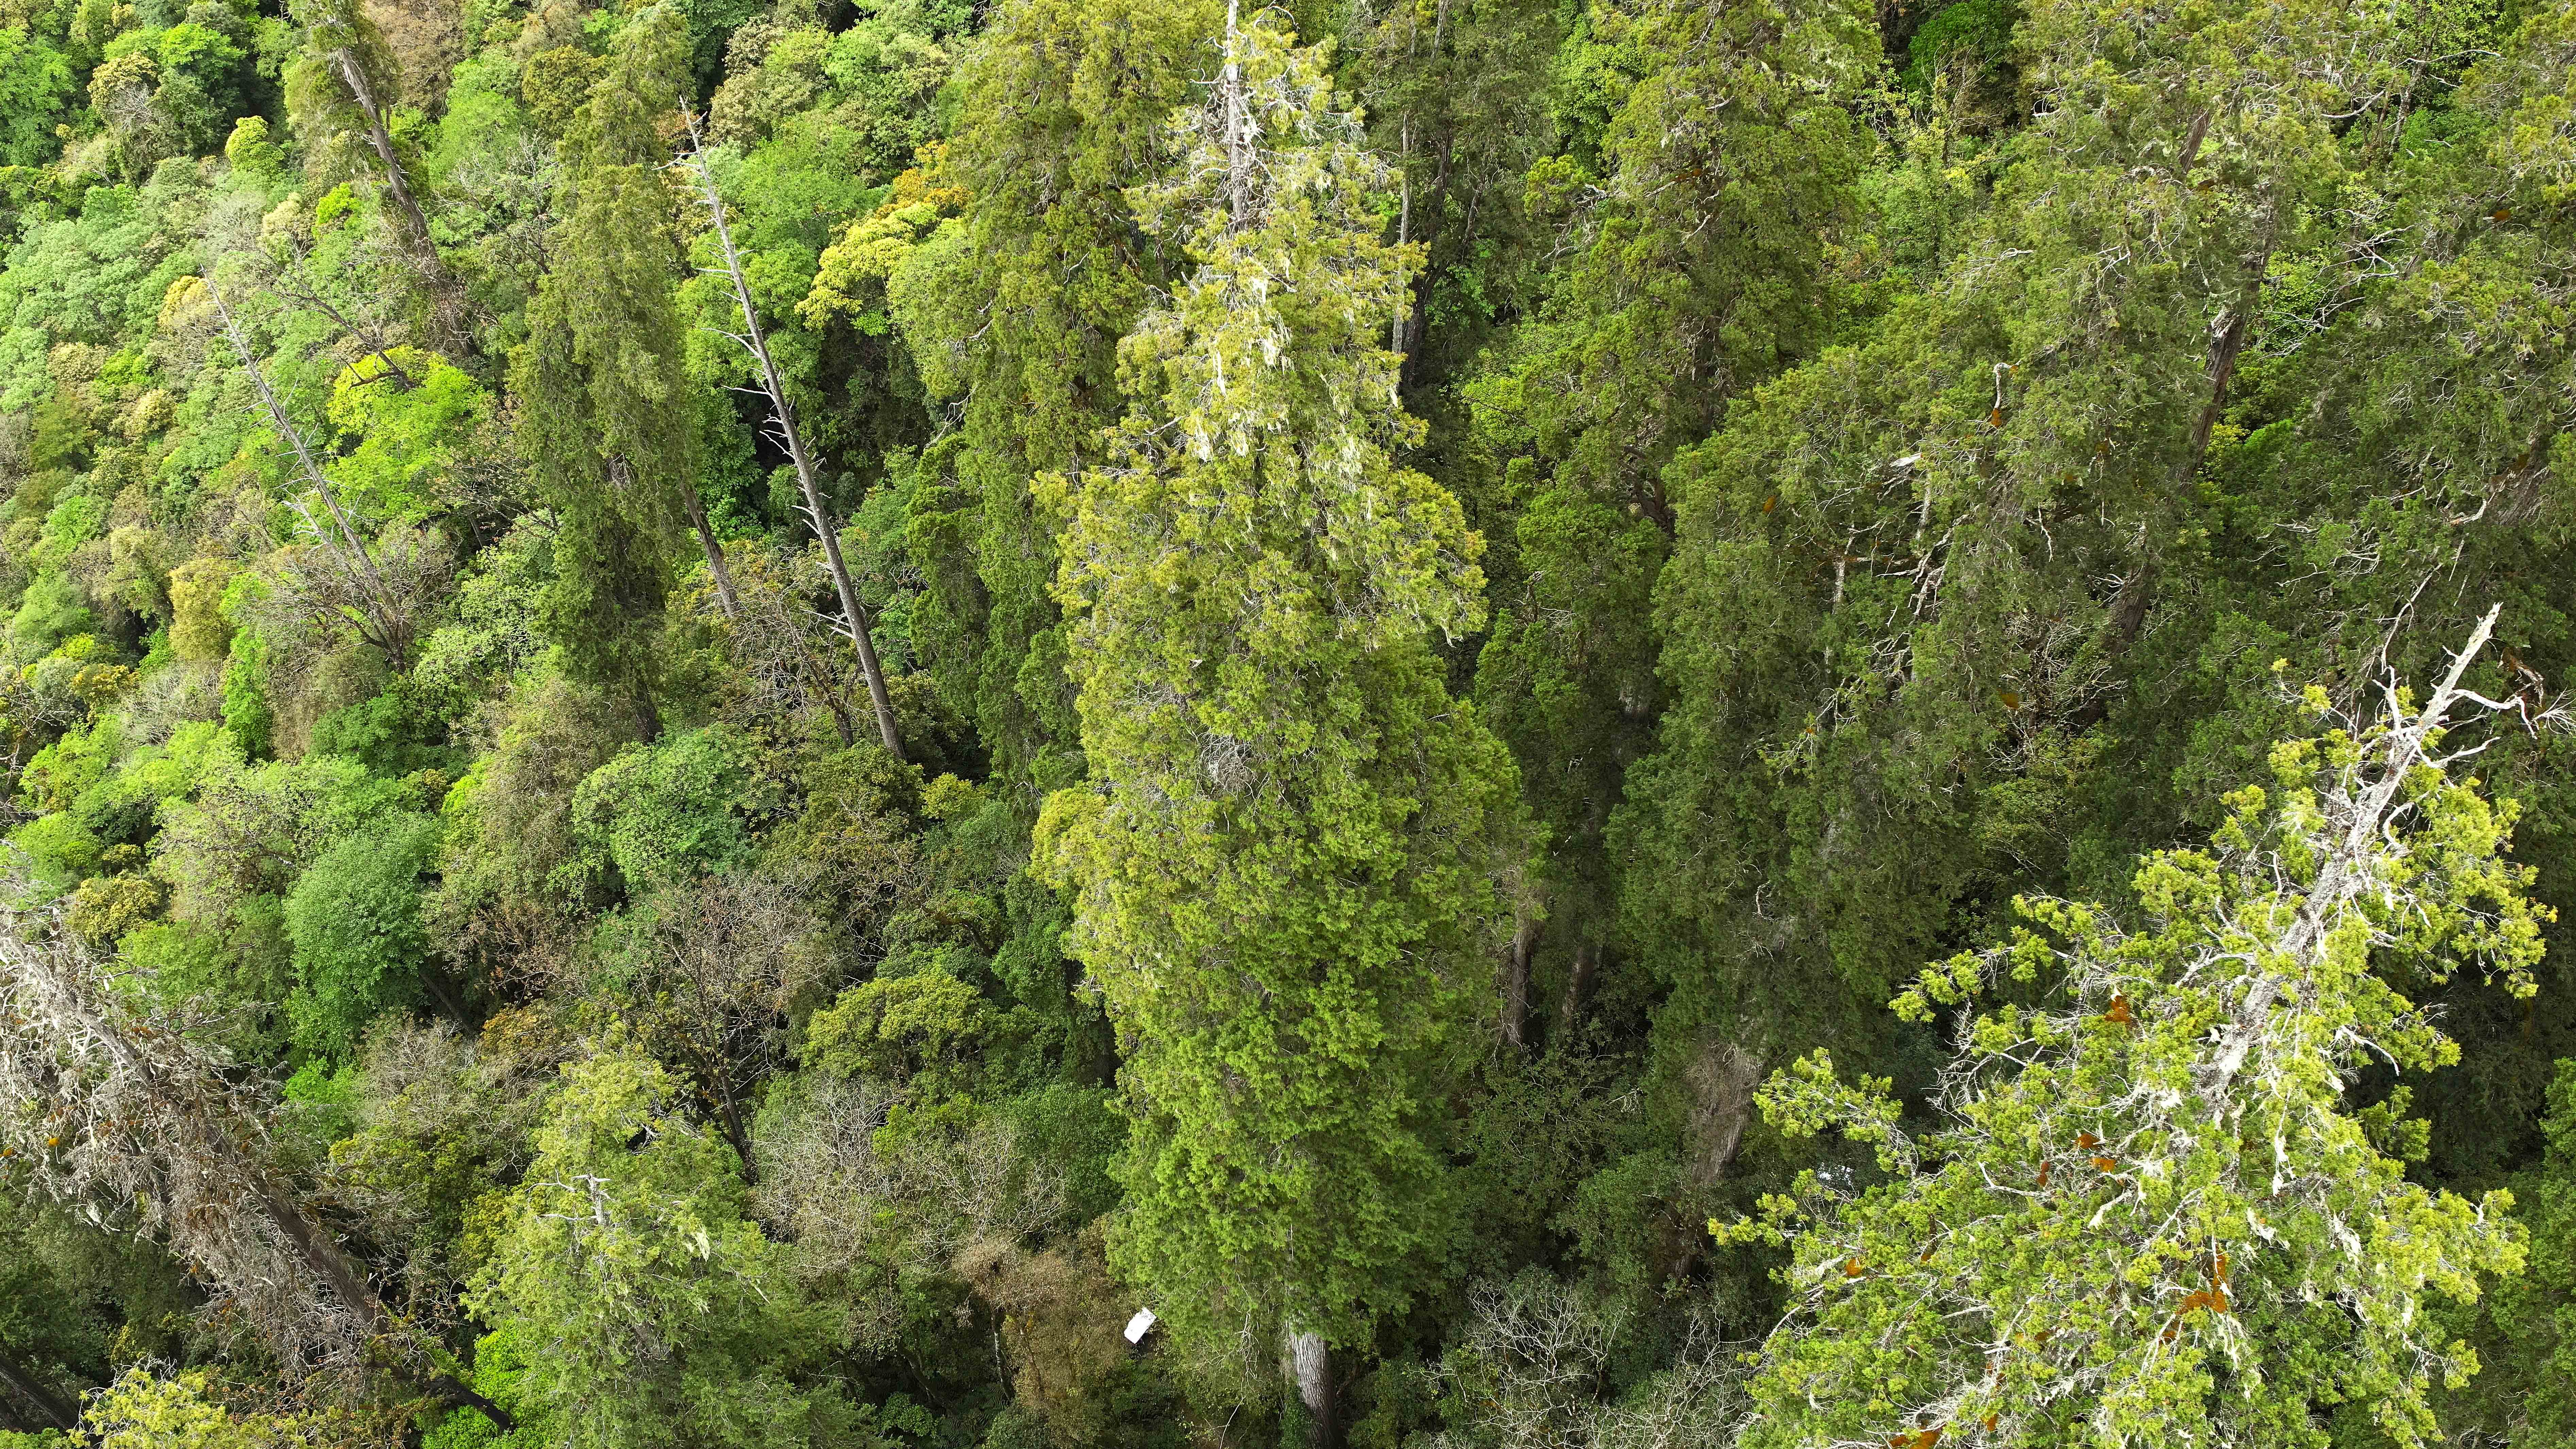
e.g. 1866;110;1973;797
509;4;706;737
1035;3;1517;1416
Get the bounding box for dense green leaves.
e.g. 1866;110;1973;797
0;0;2571;1442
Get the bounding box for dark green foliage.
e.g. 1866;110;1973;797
282;810;440;1058
0;0;2571;1443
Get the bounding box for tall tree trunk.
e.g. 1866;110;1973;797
1396;128;1453;392
328;47;470;352
0;1347;78;1431
681;117;905;760
683;490;742;618
205;276;414;663
1285;1330;1334;1449
1501;916;1539;1051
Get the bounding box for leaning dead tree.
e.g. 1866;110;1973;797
0;869;512;1429
287;0;472;354
674;113;905;761
193;274;430;665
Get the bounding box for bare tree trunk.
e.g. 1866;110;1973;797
679;117;904;761
1501;916;1539;1051
328;47;470;352
1285;1330;1333;1449
1221;0;1255;229
0;1347;78;1431
205;276;414;662
683;490;742;618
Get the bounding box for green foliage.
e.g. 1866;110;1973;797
571;725;774;891
2479;1059;2576;1443
0;28;71;169
0;0;2570;1442
465;1038;834;1448
1037;8;1517;1351
70;1368;319;1447
1729;678;2547;1448
282;810;440;1059
808;971;990;1102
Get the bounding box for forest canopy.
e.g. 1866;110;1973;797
0;0;2573;1446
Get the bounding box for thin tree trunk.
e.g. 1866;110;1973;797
1501;916;1539;1051
683;490;741;618
328;47;469;351
2071;195;2273;731
206;276;414;662
681;117;904;760
417;963;474;1032
1221;0;1254;229
2109;256;2269;646
245;1173;516;1430
1396;129;1453;391
0;1347;78;1431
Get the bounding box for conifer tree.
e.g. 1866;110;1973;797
1726;612;2546;1449
1035;2;1517;1417
465;1039;819;1447
1466;0;1877;1043
1619;0;2435;1091
904;0;1218;793
510;4;711;737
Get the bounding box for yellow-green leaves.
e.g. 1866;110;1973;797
1039;5;1515;1353
1735;642;2543;1449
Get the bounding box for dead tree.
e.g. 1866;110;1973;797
0;869;512;1430
674;115;904;760
292;0;472;354
200;275;423;664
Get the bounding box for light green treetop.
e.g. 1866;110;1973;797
1036;2;1517;1351
463;1038;820;1449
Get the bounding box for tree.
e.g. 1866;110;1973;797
464;1038;823;1448
598;867;836;1171
1034;4;1518;1424
0;867;510;1427
678;112;903;758
1343;0;1562;395
184;271;426;664
282;810;442;1060
2450;1056;2576;1445
71;1368;320;1448
1466;0;1877;1052
1724;611;2547;1449
508;3;707;737
890;0;1217;792
282;0;468;351
1609;0;2445;1252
